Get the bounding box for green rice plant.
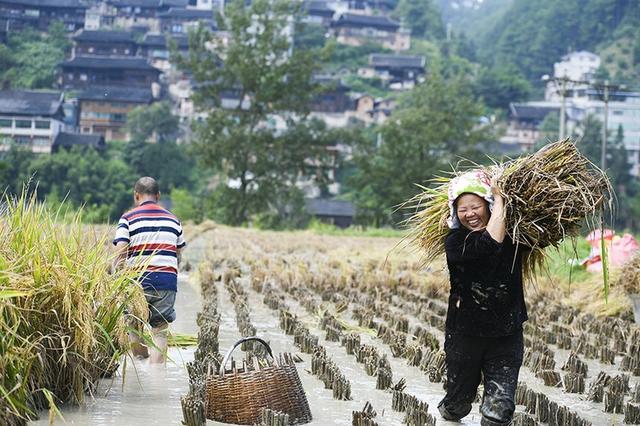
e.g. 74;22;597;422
0;190;147;425
168;332;198;347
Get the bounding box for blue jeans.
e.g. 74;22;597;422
144;288;177;328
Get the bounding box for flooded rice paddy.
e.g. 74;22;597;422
36;226;640;425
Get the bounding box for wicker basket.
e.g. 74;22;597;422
206;337;313;425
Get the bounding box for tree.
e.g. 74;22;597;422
452;32;477;62
0;147;34;194
47;21;72;53
174;0;331;226
293;22;327;50
393;0;445;40
1;22;68;89
0;44;15;83
135;141;196;191
347;70;490;226
474;63;530;110
478;0;640;83
126;102;179;143
574;114;603;166
574;116;637;229
534;111;559;148
1;146;138;222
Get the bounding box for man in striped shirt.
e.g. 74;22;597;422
113;176;186;363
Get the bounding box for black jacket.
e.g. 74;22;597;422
444;228;528;337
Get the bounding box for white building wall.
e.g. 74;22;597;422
568;96;640;176
554;51;601;81
0;116;64;153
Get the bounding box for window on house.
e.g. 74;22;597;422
33;138;49;146
14;136;30;144
88;47;94;53
613;110;624;116
15;120;32;128
68;73;74;80
35;120;50;129
0;119;12;127
80;74;88;81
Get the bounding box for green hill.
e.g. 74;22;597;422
444;0;640;85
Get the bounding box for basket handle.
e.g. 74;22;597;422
219;337;274;375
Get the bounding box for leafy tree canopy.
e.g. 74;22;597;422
477;0;640;83
127;101;180;143
347;69;491;226
174;0;333;227
393;0;445;40
474;63;531;110
1;22;70;89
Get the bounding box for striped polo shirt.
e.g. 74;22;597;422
113;201;186;291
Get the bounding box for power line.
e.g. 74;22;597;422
542;76;625;170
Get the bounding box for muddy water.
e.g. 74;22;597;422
280;287;486;426
235;274;407;425
31;233;212;426
33;274;200;426
32;230;638;426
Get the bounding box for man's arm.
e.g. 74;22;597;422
112;216;130;273
176;224;186;268
113;241;129;272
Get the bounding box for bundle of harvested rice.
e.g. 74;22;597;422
615;253;640;294
407;139;612;279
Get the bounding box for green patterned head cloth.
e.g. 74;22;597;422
447;170;494;229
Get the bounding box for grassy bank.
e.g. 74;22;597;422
0;194;147;425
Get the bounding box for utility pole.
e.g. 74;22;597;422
542;75;582;140
559;77;568;140
592;80;620;171
601;80;609;171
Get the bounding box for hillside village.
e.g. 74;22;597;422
0;0;639;227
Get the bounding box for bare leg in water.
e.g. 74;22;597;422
149;323;169;364
129;325;150;359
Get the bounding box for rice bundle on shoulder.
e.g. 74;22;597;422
407;139;612;278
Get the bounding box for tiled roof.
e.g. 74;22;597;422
1;0;87;8
0;90;63;116
312;75;350;91
305;1;334;15
60;56;160;72
53;132;105;148
333;13;399;30
106;0;188;9
370;54;425;69
107;0;161;8
140;33;189;49
77;85;153;103
158;7;215;20
509;103;559;121
73;30;136;43
306;198;355;217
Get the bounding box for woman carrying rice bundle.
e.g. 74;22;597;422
437;170;528;426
